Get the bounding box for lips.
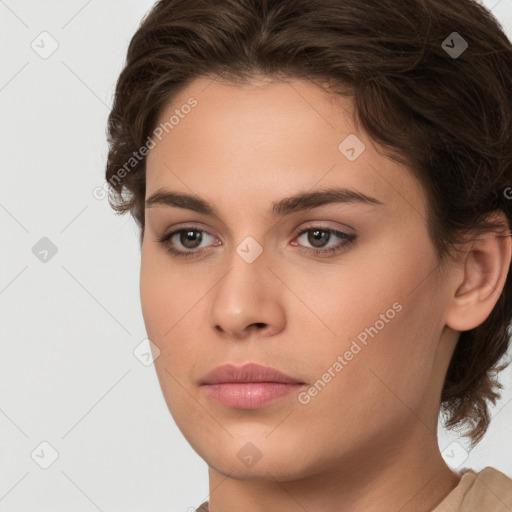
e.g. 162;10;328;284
200;363;306;409
201;362;304;385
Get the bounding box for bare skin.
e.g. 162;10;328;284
140;76;511;512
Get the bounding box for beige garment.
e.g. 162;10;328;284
432;466;512;512
194;466;512;512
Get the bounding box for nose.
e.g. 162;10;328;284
210;258;286;340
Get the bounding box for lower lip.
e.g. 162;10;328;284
203;382;303;409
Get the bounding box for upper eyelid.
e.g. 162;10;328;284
162;223;218;241
162;221;353;237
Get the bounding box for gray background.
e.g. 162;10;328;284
0;1;511;510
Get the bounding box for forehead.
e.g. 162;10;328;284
145;77;426;217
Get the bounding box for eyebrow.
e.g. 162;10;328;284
145;186;384;218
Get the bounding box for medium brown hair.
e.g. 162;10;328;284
105;0;512;448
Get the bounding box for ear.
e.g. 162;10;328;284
445;210;512;332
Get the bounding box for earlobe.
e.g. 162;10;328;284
445;212;512;333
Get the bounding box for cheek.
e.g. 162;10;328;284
300;294;441;453
140;249;207;424
139;249;166;339
139;247;210;379
341;283;441;416
317;255;442;420
139;246;197;339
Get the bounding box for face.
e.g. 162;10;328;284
140;76;457;481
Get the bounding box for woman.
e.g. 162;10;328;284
105;0;512;510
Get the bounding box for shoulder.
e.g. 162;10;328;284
433;466;512;512
470;467;512;508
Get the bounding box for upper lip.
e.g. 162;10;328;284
201;363;304;385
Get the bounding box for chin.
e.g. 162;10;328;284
187;432;320;481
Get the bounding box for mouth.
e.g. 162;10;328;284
200;363;306;409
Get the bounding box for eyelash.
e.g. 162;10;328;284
156;224;357;259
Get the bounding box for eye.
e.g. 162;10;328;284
157;226;220;259
156;224;357;259
292;226;357;257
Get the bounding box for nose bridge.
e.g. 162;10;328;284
216;241;270;312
